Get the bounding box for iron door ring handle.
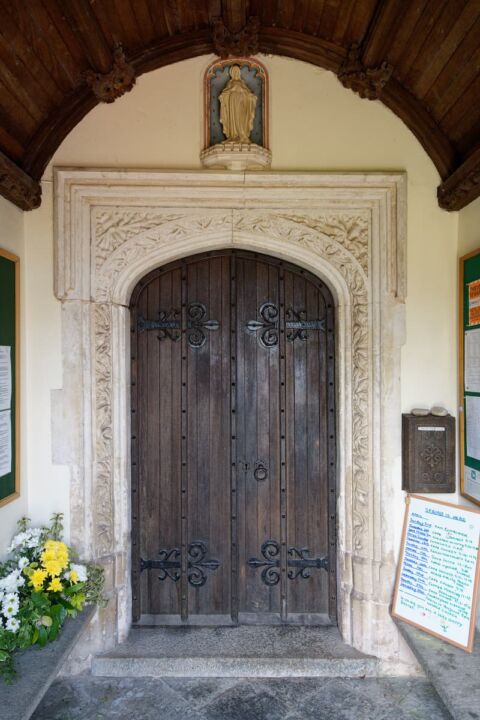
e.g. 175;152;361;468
254;463;268;481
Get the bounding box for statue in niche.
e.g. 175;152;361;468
201;58;271;169
219;65;257;143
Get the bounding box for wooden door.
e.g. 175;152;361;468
131;251;336;625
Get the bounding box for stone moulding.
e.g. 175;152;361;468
53;169;410;670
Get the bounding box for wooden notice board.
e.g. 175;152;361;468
392;495;480;652
0;248;19;506
460;248;480;505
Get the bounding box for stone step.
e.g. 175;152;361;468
397;620;480;720
92;626;380;679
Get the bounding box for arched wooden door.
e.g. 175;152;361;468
130;250;336;625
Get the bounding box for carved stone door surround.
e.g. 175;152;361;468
53;170;410;669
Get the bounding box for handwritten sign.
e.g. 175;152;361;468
392;495;480;651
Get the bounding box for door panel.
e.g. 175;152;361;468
131;251;336;625
236;256;281;618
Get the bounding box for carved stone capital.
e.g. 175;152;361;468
84;45;136;104
212;16;259;58
338;43;393;101
0;151;41;211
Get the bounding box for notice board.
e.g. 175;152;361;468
392;495;480;652
0;248;19;506
460;248;480;505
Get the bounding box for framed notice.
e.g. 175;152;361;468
0;248;19;506
392;495;480;652
460;248;480;505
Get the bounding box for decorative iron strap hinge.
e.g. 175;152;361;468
140;541;220;586
247;540;329;585
246;303;325;347
137;302;219;347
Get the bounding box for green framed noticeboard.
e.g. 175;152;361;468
0;248;19;507
460;247;480;506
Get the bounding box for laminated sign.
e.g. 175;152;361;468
392;495;480;651
469;279;480;327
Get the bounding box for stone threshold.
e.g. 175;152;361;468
397;620;480;720
0;607;95;720
92;625;380;679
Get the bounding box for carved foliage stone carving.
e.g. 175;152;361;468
338;43;393;101
94;303;114;556
212;16;259;58
85;45;136;104
94;209;233;301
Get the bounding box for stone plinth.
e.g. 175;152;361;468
200;142;272;170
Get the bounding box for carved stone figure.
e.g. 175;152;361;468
219;65;257;143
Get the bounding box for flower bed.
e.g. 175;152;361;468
0;515;105;682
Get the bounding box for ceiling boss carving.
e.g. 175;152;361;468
84;45;136;104
212;16;260;58
338;43;393;101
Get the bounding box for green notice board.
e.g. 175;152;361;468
0;249;19;506
460;248;480;505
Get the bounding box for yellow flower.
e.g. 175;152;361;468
47;578;63;593
43;560;64;577
69;570;78;584
30;569;48;590
40;540;69;574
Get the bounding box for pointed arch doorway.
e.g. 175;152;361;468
130;249;336;626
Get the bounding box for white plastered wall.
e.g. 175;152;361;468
1;55;459;637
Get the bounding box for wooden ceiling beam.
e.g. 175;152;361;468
0;150;41;210
0;14;477;213
437;146;480;212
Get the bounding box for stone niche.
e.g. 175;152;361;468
53;170;414;673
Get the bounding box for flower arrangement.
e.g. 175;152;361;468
0;514;105;682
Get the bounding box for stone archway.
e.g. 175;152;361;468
53;170;409;669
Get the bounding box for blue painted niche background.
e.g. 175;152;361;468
209;63;264;146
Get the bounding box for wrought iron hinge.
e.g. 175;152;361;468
247;539;328;585
140;541;220;586
246;303;325;347
137;302;219;348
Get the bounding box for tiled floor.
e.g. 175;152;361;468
32;675;451;720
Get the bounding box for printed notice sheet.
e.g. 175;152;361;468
466;396;480;461
469;279;480;326
0;346;11;411
0;410;11;478
465;329;480;393
392;495;480;651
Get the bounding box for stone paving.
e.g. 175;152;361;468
32;675;450;720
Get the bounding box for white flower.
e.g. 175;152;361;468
25;529;42;549
8;531;28;553
70;563;88;582
7;527;42;553
0;569;24;593
5;617;20;633
2;593;19;618
18;557;29;570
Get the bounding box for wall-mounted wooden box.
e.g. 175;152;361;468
402;414;455;493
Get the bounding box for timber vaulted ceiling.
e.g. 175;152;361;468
1;0;480;212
